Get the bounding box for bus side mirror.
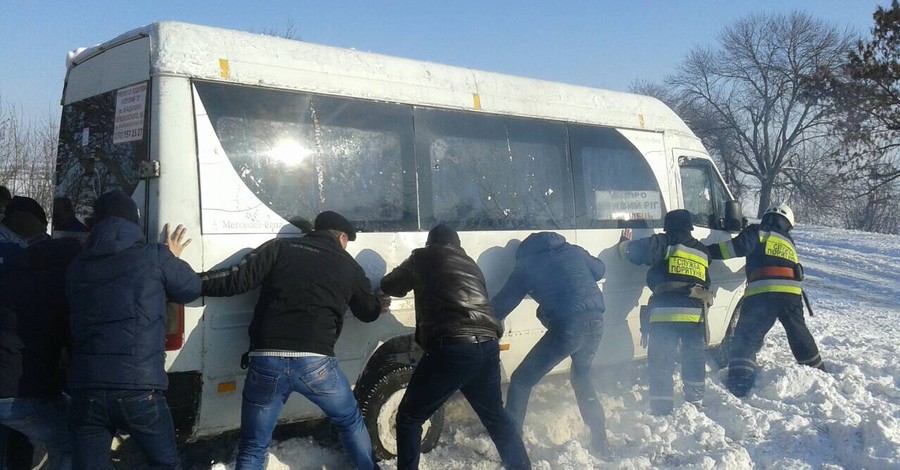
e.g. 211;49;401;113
723;200;744;232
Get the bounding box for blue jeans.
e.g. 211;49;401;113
236;356;377;470
647;321;706;415
0;395;71;470
69;389;179;470
396;339;530;470
506;314;606;441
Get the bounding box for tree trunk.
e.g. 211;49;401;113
757;179;774;219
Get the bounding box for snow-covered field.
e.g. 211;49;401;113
208;225;900;469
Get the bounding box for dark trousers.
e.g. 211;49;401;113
505;315;606;443
647;322;706;415
727;293;823;397
396;339;530;470
69;390;180;470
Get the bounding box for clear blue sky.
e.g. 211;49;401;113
0;0;887;122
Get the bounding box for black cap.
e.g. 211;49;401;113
314;211;356;241
94;190;140;226
4;196;48;225
288;216;313;233
664;209;694;233
426;224;460;247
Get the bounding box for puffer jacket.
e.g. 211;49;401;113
0;238;80;398
66;217;201;390
492;232;605;327
380;243;503;350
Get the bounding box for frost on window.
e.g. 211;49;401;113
680;161;729;228
416;108;573;230
196;82;416;233
571;126;665;229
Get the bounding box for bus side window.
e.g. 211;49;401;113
679;158;730;229
414;108;574;231
570;126;666;229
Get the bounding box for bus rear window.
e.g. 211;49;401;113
55;82;149;222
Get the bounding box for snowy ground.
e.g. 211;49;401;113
205;225;900;470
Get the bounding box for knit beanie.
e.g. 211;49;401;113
4;196;48;225
93;190;140;226
426;224;461;247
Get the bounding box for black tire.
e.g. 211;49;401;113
710;302;742;369
355;362;443;461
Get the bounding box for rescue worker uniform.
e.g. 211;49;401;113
619;210;711;415
708;207;824;398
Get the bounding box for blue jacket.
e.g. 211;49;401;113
66;217;201;390
492;232;605;327
1;238;81;398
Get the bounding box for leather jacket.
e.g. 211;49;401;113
381;243;503;350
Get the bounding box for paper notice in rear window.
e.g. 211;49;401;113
113;82;147;144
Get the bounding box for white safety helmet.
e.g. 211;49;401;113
764;203;794;228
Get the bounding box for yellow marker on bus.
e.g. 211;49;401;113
219;59;230;79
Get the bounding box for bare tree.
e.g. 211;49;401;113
666;12;855;218
0;94;58;211
257;19;301;40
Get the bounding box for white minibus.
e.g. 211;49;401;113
54;22;746;459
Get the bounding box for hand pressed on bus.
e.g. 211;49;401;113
164;223;192;258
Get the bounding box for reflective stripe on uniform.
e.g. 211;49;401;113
759;230;799;263
729;357;756;372
797;353;823;368
745;279;802;296
665;244;709;281
717;240;736;259
649;306;703;323
666;244;709;266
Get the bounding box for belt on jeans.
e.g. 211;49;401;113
436;335;496;346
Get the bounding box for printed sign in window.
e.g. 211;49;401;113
113;83;147;144
595;190;662;221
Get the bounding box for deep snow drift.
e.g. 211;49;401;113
208;225;900;469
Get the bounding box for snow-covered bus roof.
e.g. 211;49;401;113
66;21;696;137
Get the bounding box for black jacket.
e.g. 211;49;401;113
708;223;802;297
0;238;81;398
380;243;503;350
67;217;201;391
622;231;711;314
200;231;381;356
492;232;605;327
624;231;711;292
